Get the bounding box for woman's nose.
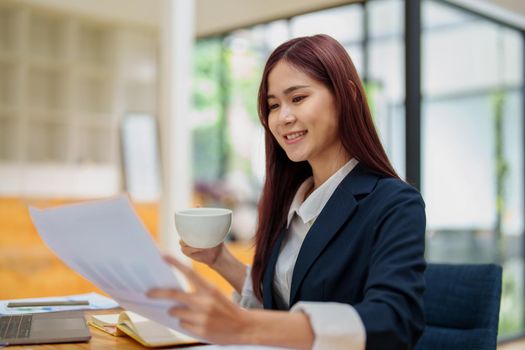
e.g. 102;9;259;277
279;106;295;124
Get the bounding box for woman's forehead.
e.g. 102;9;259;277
267;61;318;95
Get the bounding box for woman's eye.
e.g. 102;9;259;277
269;103;279;110
292;95;306;103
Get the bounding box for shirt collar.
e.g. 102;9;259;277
286;158;359;228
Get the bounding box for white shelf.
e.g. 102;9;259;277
26;109;69;123
28;11;65;61
125;81;158;113
0;2;159;197
75;75;113;114
76;125;116;164
28;67;66;110
0;52;18;63
74;112;116;126
0;117;19;161
77;64;113;78
0;62;15;106
28;58;69;71
77;24;114;66
26;121;69;162
0;5;17;54
0;105;17;115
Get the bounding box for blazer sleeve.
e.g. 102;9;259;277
353;184;426;350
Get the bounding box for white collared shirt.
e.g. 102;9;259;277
236;158;366;350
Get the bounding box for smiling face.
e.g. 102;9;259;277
267;60;349;170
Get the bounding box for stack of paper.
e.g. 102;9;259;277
29;196;187;335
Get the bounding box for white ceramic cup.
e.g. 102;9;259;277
174;208;232;248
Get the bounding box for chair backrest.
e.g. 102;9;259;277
414;263;502;350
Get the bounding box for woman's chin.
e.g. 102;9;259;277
286;153;308;163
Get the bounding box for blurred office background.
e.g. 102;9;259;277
0;0;524;344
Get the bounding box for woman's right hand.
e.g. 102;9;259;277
179;240;225;268
179;240;248;293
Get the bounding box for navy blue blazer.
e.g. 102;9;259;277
262;163;426;350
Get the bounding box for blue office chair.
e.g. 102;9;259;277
414;263;502;350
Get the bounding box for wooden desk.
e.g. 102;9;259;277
8;310;206;350
6;310;525;350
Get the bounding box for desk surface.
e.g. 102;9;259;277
8;310;202;350
8;309;523;350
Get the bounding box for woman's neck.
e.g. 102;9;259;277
308;151;352;196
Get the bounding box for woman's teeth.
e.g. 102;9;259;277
286;131;306;140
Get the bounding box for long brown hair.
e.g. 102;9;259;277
252;34;399;301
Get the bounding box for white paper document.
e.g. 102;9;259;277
0;292;118;315
29;196;187;334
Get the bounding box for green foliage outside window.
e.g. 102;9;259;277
192;38;229;182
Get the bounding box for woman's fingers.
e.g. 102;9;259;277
147;287;217;313
180;240;198;252
163;255;214;291
179;240;193;253
147;288;193;304
178;321;204;339
149;254;226;305
166;305;210;339
179;240;207;256
179;240;191;249
168;305;205;324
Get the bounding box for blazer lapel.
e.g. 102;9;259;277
289;164;379;305
262;228;286;309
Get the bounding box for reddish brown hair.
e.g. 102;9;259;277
252;34;399;301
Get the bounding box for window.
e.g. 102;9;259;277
422;0;524;337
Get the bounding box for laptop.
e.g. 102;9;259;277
0;311;91;346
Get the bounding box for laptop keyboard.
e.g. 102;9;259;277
0;315;32;339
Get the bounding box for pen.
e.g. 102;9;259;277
6;300;90;308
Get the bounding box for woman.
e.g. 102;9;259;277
148;34;426;350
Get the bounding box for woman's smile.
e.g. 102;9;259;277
283;130;308;144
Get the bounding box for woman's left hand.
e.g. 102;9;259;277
147;255;253;345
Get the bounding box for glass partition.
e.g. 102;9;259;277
422;0;524;337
